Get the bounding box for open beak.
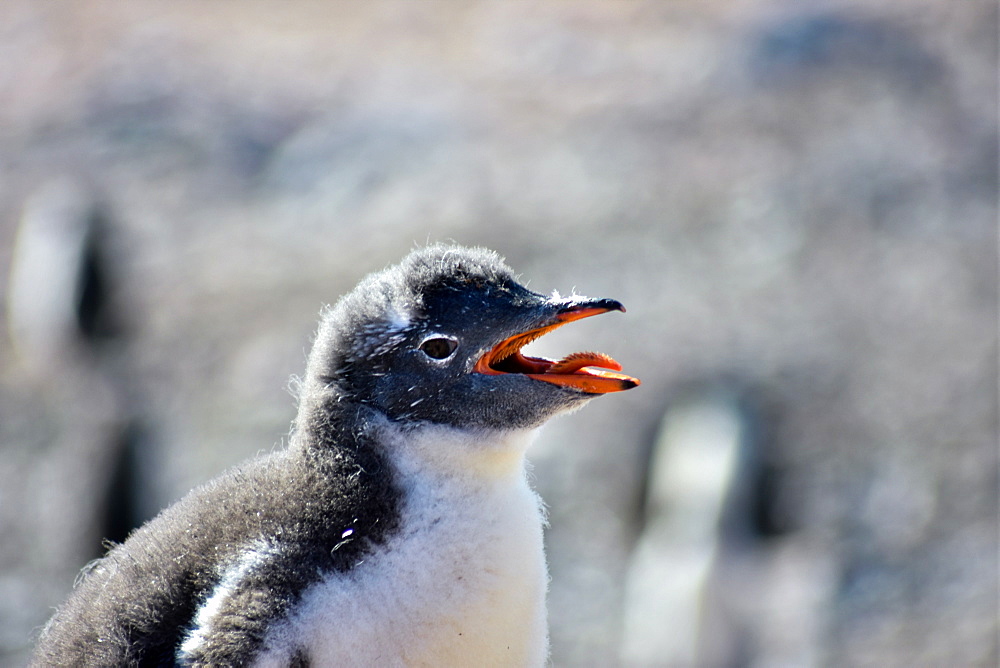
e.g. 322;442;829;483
473;298;640;394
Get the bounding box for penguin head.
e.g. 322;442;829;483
305;245;639;431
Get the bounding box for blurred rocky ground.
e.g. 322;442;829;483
1;1;996;666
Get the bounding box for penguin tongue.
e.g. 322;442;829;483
547;351;622;374
526;351;638;394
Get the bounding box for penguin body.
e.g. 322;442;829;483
257;423;548;667
33;245;638;667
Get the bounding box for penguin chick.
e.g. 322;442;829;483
33;244;639;667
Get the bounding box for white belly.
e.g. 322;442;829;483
257;426;550;668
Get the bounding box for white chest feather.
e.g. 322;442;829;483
257;425;550;668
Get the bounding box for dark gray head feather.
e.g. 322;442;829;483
295;244;598;433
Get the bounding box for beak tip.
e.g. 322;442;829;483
598;298;626;313
559;297;626;315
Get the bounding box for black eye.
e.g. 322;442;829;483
419;337;458;360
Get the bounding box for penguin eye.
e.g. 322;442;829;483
419;336;458;360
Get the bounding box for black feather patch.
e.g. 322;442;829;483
32;399;400;666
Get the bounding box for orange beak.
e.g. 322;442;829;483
473;302;640;394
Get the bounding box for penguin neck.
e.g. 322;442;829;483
382;421;540;482
290;387;378;452
292;389;538;482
